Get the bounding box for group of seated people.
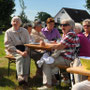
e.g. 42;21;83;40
4;16;90;90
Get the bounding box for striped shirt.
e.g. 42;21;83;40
60;30;80;60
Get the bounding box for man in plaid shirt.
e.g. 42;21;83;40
37;19;80;90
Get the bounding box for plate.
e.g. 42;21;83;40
29;42;40;45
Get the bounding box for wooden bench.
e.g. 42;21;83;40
56;65;72;88
57;65;69;69
5;54;16;76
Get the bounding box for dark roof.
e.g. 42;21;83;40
63;7;90;22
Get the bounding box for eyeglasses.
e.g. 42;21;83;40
60;24;70;27
83;25;90;27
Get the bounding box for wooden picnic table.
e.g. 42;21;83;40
66;66;90;81
24;43;52;51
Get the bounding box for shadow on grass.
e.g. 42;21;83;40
29;76;43;87
0;68;16;86
0;77;15;87
0;67;16;77
15;76;43;90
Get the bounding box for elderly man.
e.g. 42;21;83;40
31;20;46;42
4;16;30;85
37;19;80;89
30;20;46;77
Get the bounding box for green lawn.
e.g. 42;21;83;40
0;32;5;57
0;32;70;90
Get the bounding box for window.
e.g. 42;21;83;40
57;18;60;23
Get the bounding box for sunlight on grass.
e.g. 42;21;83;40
30;59;37;77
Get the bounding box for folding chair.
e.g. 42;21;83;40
5;54;16;76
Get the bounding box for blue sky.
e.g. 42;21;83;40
14;0;88;21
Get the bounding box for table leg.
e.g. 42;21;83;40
29;48;32;78
88;77;90;81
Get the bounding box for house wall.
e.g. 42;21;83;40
54;9;72;23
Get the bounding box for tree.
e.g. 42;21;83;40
85;0;90;11
19;11;30;24
0;0;15;31
19;0;30;24
35;12;52;22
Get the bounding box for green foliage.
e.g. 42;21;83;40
35;12;52;22
0;32;5;57
19;11;30;24
19;0;30;24
85;0;90;11
0;0;15;30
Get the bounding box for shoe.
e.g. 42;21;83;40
18;80;26;86
37;85;53;90
52;80;60;86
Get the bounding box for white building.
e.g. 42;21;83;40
54;7;90;23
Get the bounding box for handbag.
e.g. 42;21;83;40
15;45;25;52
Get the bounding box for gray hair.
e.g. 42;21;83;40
61;19;75;29
11;16;22;25
75;23;82;32
82;19;90;25
33;20;42;28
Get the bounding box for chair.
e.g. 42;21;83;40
56;65;71;88
5;54;16;76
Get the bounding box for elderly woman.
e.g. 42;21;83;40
38;19;80;89
23;23;34;43
4;16;30;85
73;23;83;83
78;19;90;57
74;23;83;34
23;23;33;35
72;19;90;90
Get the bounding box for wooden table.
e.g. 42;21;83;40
66;66;90;81
24;43;52;75
24;44;52;51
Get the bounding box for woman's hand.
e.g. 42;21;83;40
22;51;28;57
16;50;28;57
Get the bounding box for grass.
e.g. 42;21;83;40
0;32;5;57
0;32;70;90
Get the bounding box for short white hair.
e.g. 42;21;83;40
82;19;90;25
11;16;22;25
60;19;75;29
75;23;82;32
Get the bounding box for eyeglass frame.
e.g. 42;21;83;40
83;25;90;28
60;24;70;27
